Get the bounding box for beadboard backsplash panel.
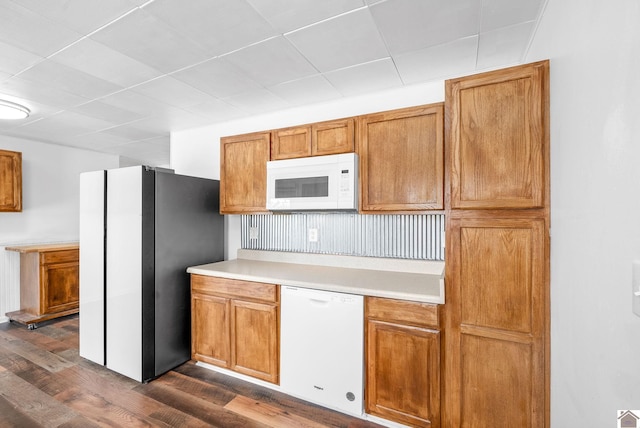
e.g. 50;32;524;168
241;213;444;260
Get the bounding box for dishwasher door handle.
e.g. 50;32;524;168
309;297;331;305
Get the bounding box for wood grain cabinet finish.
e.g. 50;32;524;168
443;61;550;428
5;244;79;327
444;217;547;428
365;297;440;428
220;132;270;214
447;61;549;209
191;275;280;384
0;149;22;212
271;126;312;160
311;118;354;156
271;118;355;160
358;104;444;212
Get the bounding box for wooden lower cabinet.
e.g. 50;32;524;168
365;297;440;427
5;243;79;327
443;215;547;427
191;274;280;384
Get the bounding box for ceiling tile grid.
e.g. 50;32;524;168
0;0;546;166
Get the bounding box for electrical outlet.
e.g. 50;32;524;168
308;228;318;242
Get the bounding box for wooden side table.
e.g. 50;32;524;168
5;242;79;329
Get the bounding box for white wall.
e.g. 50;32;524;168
0;136;119;320
525;0;640;426
171;80;444;260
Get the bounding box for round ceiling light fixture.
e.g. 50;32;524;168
0;99;30;120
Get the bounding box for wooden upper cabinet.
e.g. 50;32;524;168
359;104;444;212
271;126;312;160
271;118;355;160
446;60;549;209
312;118;354;156
0;149;22;212
220;132;270;214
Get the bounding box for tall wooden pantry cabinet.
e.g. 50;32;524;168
443;60;550;427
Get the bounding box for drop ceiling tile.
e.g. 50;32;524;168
477;22;535;70
394;36;479;84
0;40;44;75
66;132;132;150
370;0;481;54
71;100;146;125
269;74;342;106
0;2;82;57
51;39;162;87
324;58;402;96
10;0;140;35
246;0;365;33
20;111;116;135
481;0;544;32
128;107;216;132
223;36;317;87
286;7;389;72
17;60;123;100
223;88;290;114
172;57;262;99
131;76;215;109
101;124;161;141
143;0;277;56
181;99;247;123
99;90;178;117
0;76;90;109
89;8;210;74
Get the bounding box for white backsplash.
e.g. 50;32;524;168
241;213;445;261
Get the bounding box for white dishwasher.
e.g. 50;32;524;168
280;286;364;416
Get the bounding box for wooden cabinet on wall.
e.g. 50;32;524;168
365;297;441;428
447;62;548;210
443;61;550;428
358;104;444;212
5;243;79;328
191;274;280;384
220;132;270;214
271;118;355;160
0;149;22;212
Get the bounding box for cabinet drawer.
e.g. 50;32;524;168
366;297;439;328
192;275;278;303
41;249;79;265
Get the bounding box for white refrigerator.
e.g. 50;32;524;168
79;166;224;382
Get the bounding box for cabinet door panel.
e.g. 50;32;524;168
460;221;544;333
445;216;547;428
366;319;440;427
460;335;536;428
192;294;230;367
231;300;279;383
271;126;311;160
359;104;444;212
41;261;79;314
0;149;22;212
220;132;270;213
312;119;354;156
447;61;548;209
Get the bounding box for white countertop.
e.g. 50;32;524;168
187;250;444;304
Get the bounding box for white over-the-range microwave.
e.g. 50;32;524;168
266;153;358;211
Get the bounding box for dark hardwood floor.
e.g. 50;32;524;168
0;315;383;428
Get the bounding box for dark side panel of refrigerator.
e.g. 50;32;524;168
147;171;224;380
